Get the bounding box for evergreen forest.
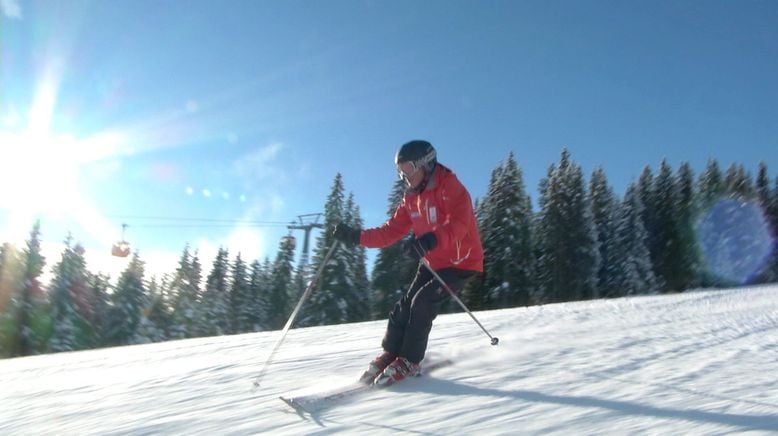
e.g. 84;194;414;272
2;150;777;358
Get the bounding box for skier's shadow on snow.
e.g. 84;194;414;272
396;378;778;433
281;396;437;434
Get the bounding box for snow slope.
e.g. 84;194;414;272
2;285;778;435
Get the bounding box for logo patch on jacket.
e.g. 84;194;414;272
429;207;437;224
410;211;421;220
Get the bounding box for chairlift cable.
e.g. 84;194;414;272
106;214;291;226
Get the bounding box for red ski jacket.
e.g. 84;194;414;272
360;164;484;272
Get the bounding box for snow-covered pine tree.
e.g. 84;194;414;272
530;163;555;305
66;245;99;349
137;276;170;343
472;152;534;309
230;253;251;334
0;242;22;357
652;159;683;293
48;235;90;352
724;163;755;200
589;166;618;299
199;247;230;336
756;162;771;217
247;259;270;331
570;159;600;300
106;253;147;346
15;223;47;356
636;165;663;290
675;162;701;290
291;263;307;314
696;159;727;286
698;159;725;211
169;246;202;339
133;279;165;345
649;160;701;293
607;184;657;296
344;194;371;322
266;237;295;330
769;175;778;282
754;163;777;284
535;149;600;303
299;174;364;327
370;179;416;319
87;273;111;347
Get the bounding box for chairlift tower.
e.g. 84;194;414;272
287;213;324;276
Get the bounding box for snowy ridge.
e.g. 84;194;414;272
2;285;778;434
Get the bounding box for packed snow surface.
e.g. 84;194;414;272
2;285;778;434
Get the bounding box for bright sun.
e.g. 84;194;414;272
0;75;119;246
0;75;80;224
0;131;81;218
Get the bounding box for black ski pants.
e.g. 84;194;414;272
382;266;475;364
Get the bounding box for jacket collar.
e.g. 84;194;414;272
406;164;451;195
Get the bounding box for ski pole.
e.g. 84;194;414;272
252;241;340;388
420;257;500;346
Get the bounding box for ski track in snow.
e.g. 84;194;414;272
2;285;778;435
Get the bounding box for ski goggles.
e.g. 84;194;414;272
397;161;421;181
396;149;436;181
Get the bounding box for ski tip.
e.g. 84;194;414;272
280;396;309;414
279;396;295;407
423;358;454;371
372;377;393;388
358;374;376;386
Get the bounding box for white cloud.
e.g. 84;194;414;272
193;238;218;276
231;142;289;216
232;142;285;182
1;0;22;19
138;248;183;280
192;228;270;268
238;197;287;230
226;227;266;262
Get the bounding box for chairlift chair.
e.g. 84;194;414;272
281;234;296;250
112;224;131;257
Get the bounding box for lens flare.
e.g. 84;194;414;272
697;199;775;284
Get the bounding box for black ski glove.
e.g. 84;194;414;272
403;232;437;260
333;223;361;246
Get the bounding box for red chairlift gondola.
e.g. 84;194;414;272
281;234;296;250
112;223;131;258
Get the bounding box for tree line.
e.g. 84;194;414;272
464;150;777;310
1;149;777;358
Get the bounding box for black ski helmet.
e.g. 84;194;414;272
395;140;437;174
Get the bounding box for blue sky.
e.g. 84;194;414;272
1;0;776;280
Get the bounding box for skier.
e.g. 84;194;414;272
333;140;484;385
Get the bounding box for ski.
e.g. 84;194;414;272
280;382;371;415
279;358;453;414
